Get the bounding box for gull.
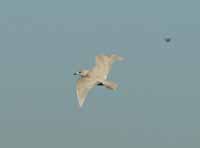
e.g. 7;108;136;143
73;54;124;107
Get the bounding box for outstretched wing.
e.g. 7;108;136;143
90;54;124;80
76;77;97;107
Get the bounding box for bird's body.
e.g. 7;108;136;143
165;37;171;43
74;54;124;107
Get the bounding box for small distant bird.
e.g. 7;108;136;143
73;54;124;107
165;37;171;43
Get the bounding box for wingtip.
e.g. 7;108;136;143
79;103;84;108
111;54;124;61
78;97;85;108
119;56;124;61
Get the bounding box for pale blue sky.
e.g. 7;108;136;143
0;0;200;147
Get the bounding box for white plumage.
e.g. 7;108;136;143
74;54;124;107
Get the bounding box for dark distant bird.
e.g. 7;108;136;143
165;37;171;43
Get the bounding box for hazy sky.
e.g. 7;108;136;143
0;0;200;147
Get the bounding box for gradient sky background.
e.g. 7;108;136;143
0;0;200;147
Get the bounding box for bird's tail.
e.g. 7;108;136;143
103;80;118;90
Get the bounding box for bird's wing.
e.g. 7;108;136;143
90;54;124;80
76;77;97;107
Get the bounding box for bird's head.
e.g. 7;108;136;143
73;69;89;77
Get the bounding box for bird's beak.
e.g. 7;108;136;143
73;72;79;75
